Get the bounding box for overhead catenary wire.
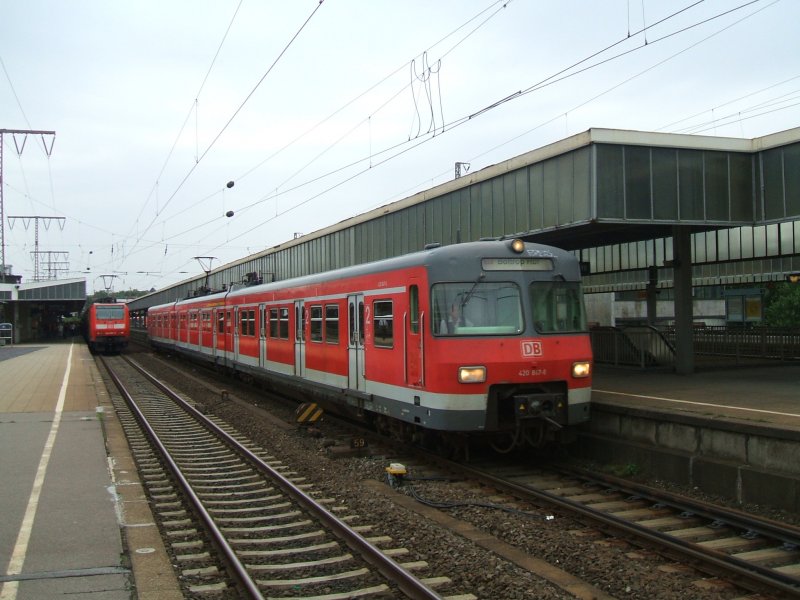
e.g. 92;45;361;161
124;1;326;264
183;0;776;257
99;0;786;290
120;0;782;287
114;0;518;275
131;0;515;248
126;0;244;239
659;77;800;133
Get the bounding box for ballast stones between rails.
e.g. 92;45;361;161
103;356;472;598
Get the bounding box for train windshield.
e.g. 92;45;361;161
529;281;587;333
96;306;126;320
432;282;523;336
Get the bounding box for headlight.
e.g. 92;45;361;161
458;366;486;383
509;238;525;254
572;361;591;378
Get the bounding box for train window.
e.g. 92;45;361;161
269;308;279;338
359;301;365;345
325;304;339;344
279;307;290;340
240;309;255;336
529;281;587;333
217;312;225;333
432;282;523;336
310;305;323;342
349;302;355;345
409;285;419;334
295;305;301;341
373;300;393;348
96;306;125;320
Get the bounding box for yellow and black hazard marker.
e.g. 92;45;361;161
296;402;323;425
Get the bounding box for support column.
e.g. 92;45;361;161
646;266;658;325
672;226;694;374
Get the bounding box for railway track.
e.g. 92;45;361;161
100;354;473;599
404;456;800;599
123;345;800;597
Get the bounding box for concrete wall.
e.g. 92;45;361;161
572;402;800;513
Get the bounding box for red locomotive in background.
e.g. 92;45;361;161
146;239;592;452
82;300;130;354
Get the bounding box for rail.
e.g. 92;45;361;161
105;354;444;600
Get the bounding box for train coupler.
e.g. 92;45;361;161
514;393;564;430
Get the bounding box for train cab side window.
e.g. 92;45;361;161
325;304;339;344
409;285;419;334
310;305;323;342
373;300;393;348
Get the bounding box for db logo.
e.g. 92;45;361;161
521;340;543;357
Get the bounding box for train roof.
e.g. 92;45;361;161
148;239;581;311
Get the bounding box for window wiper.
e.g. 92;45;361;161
460;273;485;310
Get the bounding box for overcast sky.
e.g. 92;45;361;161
1;0;798;294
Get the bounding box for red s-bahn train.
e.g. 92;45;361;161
82;300;130;354
147;239;592;452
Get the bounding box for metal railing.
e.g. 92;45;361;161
0;323;12;346
591;325;800;368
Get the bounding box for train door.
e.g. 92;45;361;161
406;284;423;387
233;306;240;363
212;308;220;360
189;309;198;347
202;311;208;348
224;309;233;364
259;304;267;369
348;294;366;391
293;301;305;377
179;311;188;346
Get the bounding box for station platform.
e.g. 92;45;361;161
593;362;800;431
0;342;180;600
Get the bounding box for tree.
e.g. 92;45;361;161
763;282;800;327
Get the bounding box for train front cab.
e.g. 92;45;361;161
88;303;130;354
407;240;592;450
